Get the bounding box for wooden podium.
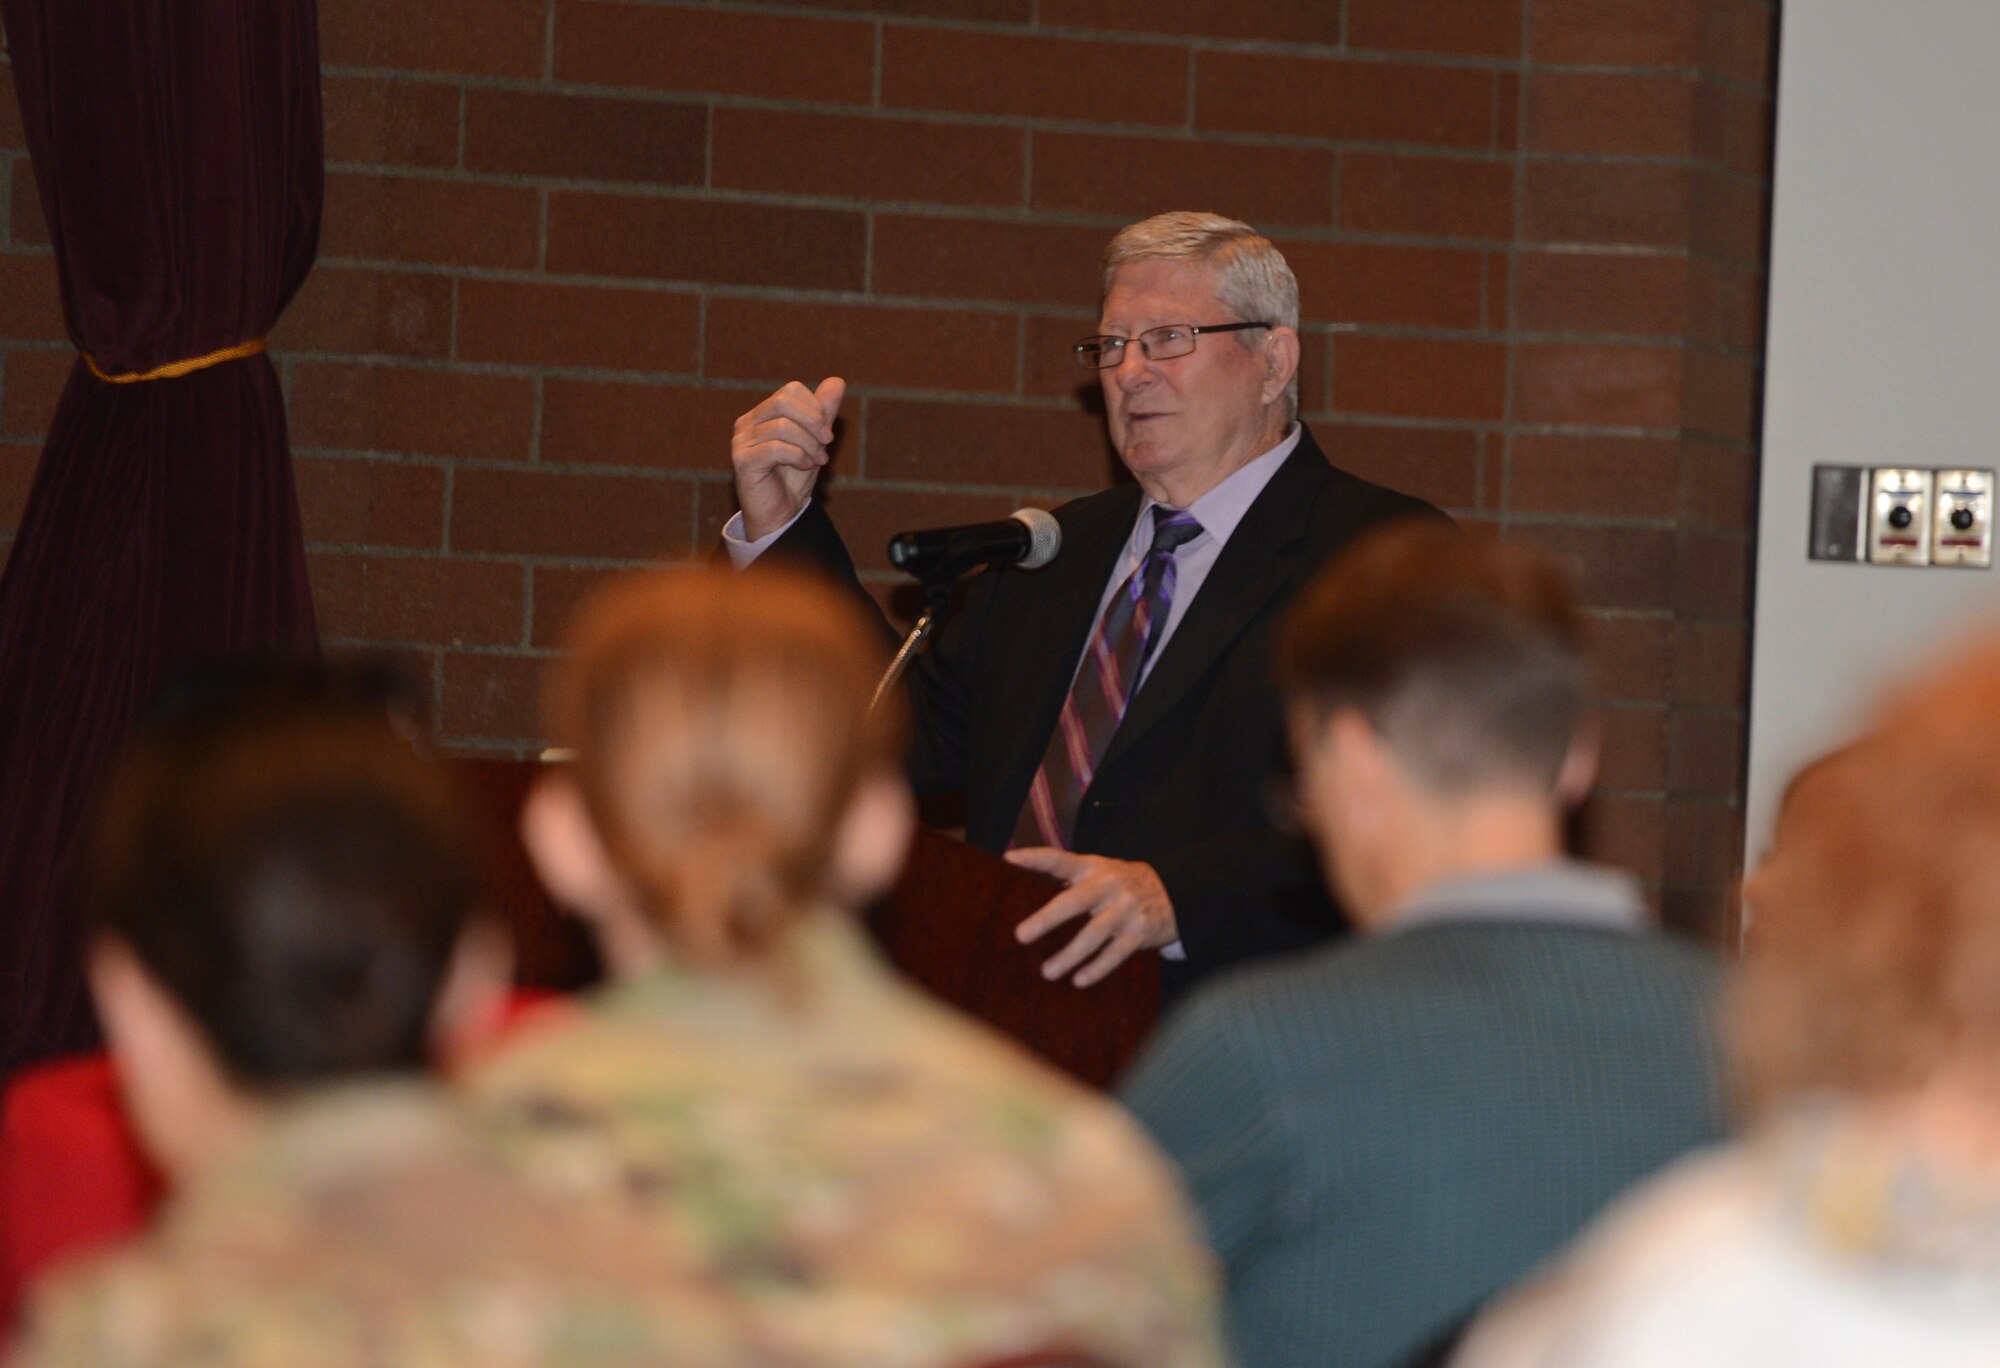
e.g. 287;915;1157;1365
458;760;1160;1090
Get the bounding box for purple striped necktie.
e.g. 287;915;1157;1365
1014;505;1205;850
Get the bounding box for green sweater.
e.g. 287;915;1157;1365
1123;919;1723;1368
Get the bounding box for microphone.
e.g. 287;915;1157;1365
888;508;1061;580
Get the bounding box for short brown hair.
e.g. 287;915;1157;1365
548;564;904;972
1733;638;2000;1112
1278;521;1586;794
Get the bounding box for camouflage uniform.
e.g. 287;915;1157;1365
11;1081;753;1366
468;914;1232;1368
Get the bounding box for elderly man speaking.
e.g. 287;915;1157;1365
724;212;1439;997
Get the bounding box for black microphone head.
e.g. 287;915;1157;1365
1010;507;1061;570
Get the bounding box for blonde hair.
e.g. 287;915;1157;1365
1103;211;1301;419
1733;637;2000;1114
547;564;904;972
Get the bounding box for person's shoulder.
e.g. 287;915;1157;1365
12;1239;177;1365
1624;925;1727;986
1297;424;1451;529
1152;936;1385;1063
1455;1144;1776;1367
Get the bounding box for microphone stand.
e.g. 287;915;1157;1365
869;578;954;718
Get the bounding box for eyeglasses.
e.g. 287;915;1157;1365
1072;321;1272;370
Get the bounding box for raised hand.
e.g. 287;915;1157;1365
730;377;847;542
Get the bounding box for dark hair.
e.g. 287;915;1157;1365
1278;521;1587;794
88;662;480;1088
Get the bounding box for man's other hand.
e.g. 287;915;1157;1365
1005;848;1177;988
731;377;846;542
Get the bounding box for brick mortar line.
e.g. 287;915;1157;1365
274;324;1757;382
332;101;1533;158
870;19;884;109
430;652;447;740
317;185;1765;260
522;562;538;649
683;481;708;557
1496;0;1529;529
283;290;1654;343
660;0;1765;97
298;448;725;479
328;137;1775;185
699;104;714;189
330;69;1345;148
353;8;1502;67
694;291;708;379
312;546;701;572
35;210;1757;272
1584;605;1677;619
309;544;559;564
269;405;1705;443
0;270;1780;326
535;187;550;272
439;463;456;553
861;207;874;294
328;47;1769;101
292;455;1703;527
325;160;1473;206
436;740;541;758
528;373;546;463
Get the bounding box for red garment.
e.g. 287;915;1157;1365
0;1054;162;1328
0;989;570;1330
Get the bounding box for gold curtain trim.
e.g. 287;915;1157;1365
83;337;267;384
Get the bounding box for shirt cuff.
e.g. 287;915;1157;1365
721;502;809;568
1160;941;1187;961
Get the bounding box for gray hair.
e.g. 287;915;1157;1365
1103;211;1301;418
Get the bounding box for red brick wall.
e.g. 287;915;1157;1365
0;0;1775;935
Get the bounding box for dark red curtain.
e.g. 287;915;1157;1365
0;1;322;1074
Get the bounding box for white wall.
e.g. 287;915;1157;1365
1745;1;2000;858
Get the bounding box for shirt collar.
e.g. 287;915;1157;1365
1385;859;1650;935
1138;424;1302;550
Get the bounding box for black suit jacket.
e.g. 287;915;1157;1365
761;425;1441;996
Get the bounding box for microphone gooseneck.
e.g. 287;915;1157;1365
872;510;1062;714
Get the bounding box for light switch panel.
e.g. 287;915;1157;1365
1809;465;1868;561
1868;467;1932;565
1931;468;1994;567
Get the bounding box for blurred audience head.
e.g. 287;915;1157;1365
1277;522;1592;921
87;657;490;1175
1736;638;2000;1119
524;563;912;979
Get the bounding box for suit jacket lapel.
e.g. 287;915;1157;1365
1099;437;1330;773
